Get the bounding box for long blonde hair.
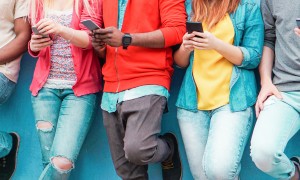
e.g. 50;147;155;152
192;0;240;30
29;0;98;25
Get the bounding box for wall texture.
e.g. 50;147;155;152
0;53;299;180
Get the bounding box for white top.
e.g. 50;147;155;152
0;0;28;82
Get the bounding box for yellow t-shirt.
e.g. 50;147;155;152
0;0;28;82
193;14;234;110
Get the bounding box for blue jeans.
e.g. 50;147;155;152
0;72;16;157
31;88;98;180
178;105;254;180
251;92;300;179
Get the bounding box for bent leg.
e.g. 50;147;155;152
0;132;12;158
251;96;300;179
203;105;254;180
0;72;16;105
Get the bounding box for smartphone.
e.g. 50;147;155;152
297;18;300;28
186;21;204;34
32;26;49;38
81;19;100;31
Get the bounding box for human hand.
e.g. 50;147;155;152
29;34;53;52
255;81;282;117
93;27;124;47
191;31;219;50
35;18;63;36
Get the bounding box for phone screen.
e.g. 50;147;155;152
32;26;49;38
186;22;204;34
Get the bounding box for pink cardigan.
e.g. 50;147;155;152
28;0;103;96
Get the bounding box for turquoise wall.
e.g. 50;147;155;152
0;53;299;179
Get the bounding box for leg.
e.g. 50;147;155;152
122;95;170;165
31;88;61;167
251;95;300;179
0;72;16;105
39;90;98;180
103;110;148;180
203;105;254;180
177;108;210;180
0;132;13;158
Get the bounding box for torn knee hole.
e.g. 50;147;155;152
51;157;74;171
36;121;53;132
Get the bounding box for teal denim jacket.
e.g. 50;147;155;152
176;0;264;112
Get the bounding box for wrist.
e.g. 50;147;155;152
261;78;273;86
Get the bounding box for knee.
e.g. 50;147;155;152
124;141;155;165
51;157;73;172
204;160;239;180
250;145;281;173
36;121;53;132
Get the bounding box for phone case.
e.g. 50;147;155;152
297;18;300;28
81;20;100;31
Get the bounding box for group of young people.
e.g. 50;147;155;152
0;0;299;179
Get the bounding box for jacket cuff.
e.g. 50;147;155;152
160;27;184;48
237;46;250;68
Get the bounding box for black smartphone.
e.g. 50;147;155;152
297;18;300;28
186;21;204;34
32;26;49;38
81;19;100;31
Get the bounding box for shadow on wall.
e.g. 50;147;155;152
0;53;299;180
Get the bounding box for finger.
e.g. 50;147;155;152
35;41;53;48
192;31;205;38
32;38;52;45
193;45;206;50
258;97;265;113
183;33;195;40
39;24;54;34
255;102;260;118
93;28;113;35
273;89;283;99
94;33;112;40
37;20;51;31
192;41;208;48
31;34;44;40
192;37;208;43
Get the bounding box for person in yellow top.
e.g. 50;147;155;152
174;0;264;179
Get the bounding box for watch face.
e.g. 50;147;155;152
124;37;131;44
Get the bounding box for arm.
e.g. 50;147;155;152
173;33;194;68
0;18;31;65
93;0;186;48
255;0;282;117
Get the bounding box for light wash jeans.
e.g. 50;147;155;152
31;88;98;180
251;92;300;179
178;104;254;180
0;72;16;157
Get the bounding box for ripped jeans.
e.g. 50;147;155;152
31;88;98;180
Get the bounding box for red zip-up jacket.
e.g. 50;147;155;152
102;0;186;93
28;0;103;97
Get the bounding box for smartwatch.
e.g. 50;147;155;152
122;33;132;49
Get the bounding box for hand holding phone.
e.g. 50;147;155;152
32;26;49;38
81;20;100;31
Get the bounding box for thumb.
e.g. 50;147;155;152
273;88;283;99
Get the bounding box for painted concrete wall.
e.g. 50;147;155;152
0;53;299;180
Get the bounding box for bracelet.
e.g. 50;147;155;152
67;28;75;43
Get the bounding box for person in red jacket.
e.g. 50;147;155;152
28;0;102;179
92;0;186;179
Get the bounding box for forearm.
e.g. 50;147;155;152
0;33;30;65
259;46;275;85
215;39;243;66
59;26;90;48
174;45;191;68
131;30;165;48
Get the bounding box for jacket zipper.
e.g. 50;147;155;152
114;48;120;92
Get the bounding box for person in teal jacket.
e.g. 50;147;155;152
174;0;264;179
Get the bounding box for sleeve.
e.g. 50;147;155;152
79;0;103;50
237;3;265;69
14;0;29;19
159;0;187;48
261;0;276;51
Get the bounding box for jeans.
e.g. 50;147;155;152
103;95;170;180
0;72;16;157
178;104;254;180
31;88;98;180
251;92;300;179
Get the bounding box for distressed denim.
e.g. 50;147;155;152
178;105;254;180
177;0;264;112
251;92;300;179
0;72;16;157
31;88;98;180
